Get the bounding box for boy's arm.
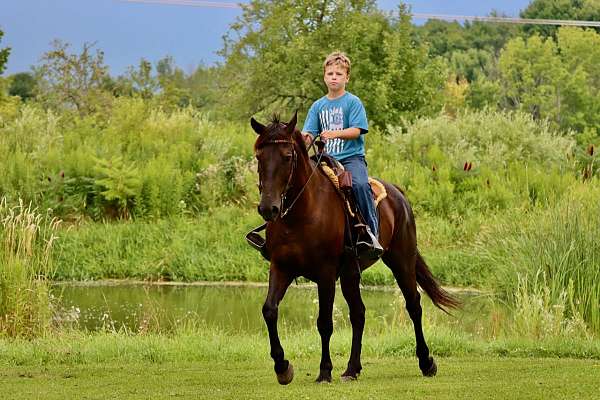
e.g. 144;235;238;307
321;127;361;141
302;103;320;146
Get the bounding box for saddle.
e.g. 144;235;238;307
313;154;387;258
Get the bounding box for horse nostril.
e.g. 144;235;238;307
271;205;279;216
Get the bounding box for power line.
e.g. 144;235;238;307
121;0;240;9
120;0;600;27
413;13;600;27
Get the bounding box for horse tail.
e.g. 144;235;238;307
416;251;461;313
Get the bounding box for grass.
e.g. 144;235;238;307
0;323;598;399
0;200;59;338
1;356;599;399
1;326;599;366
479;187;600;333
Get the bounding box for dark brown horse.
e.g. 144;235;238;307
251;112;459;384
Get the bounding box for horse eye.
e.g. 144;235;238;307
283;154;292;160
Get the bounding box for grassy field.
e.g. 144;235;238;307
2;357;599;399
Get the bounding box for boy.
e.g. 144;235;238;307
302;51;383;259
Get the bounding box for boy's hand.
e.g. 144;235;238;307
301;132;313;147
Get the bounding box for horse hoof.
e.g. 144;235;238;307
422;357;437;377
277;363;294;385
315;372;332;383
341;374;359;382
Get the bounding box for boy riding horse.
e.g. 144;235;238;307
301;52;383;259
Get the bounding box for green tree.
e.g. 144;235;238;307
416;20;468;57
415;11;518;93
126;58;158;100
8;72;36;100
498;34;566;123
186;64;221;111
463;13;520;55
521;0;600;37
555;27;600;137
416;12;518;59
35;40;111;115
497;27;600;137
0;29;10;75
155;56;191;109
219;0;446;127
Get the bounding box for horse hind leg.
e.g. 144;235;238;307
382;247;437;377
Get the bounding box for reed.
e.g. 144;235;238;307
482;185;600;334
0;199;60;338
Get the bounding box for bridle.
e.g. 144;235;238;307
257;136;323;219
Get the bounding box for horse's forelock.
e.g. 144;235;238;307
254;114;306;154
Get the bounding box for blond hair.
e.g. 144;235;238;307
323;52;351;75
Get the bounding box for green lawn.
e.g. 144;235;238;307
2;357;599;399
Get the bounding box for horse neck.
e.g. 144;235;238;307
281;150;321;220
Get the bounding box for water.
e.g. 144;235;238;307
53;283;494;334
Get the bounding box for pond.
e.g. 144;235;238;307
53;283;500;337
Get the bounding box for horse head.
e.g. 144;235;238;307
251;112;305;221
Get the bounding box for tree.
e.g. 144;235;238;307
155;56;191;109
463;13;520;55
498;34;566;123
186;64;221;111
8;72;36;100
497;27;600;137
521;0;600;37
0;29;10;75
126;58;158;99
35;40;111;115
415;20;468;57
555;27;600;137
219;0;446;127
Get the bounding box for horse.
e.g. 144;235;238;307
250;112;459;384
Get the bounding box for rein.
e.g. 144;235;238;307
258;136;324;219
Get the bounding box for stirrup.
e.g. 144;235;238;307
245;223;267;251
245;223;270;261
356;226;384;260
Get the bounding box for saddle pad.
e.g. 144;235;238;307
368;178;387;208
320;165;387;208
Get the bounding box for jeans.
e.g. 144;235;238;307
339;155;379;237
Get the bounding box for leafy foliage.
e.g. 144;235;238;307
0;29;10;76
35;40;112;116
498;28;600;138
8;72;36;100
521;0;600;37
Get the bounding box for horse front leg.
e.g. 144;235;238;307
262;266;294;385
340;259;365;381
315;277;336;383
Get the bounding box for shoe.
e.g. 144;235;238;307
356;226;384;260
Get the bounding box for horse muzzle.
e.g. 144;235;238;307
258;201;280;221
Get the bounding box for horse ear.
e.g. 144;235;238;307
286;110;298;135
251;117;266;135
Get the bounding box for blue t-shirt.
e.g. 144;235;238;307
302;92;369;161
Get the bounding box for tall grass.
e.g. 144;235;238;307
478;184;600;333
0;199;60;338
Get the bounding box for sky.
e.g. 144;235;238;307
1;0;532;76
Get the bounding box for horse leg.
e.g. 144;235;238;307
340;259;365;381
382;249;437;377
315;277;336;383
262;267;294;385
